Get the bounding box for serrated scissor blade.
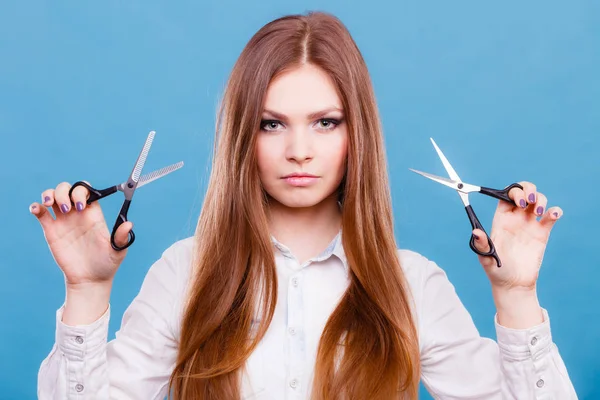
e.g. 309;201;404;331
136;161;184;189
130;131;155;183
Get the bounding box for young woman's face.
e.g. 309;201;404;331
256;64;348;209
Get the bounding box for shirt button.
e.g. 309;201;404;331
530;336;538;346
75;336;84;344
291;277;299;287
75;383;84;392
290;378;298;389
536;379;545;388
289;327;296;336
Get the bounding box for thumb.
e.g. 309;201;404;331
471;229;490;251
113;221;134;249
471;228;497;268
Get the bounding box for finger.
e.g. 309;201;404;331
519;181;538;206
532;192;548;218
70;180;92;212
113;221;134;249
500;186;527;213
29;202;54;230
41;188;61;218
54;182;74;215
41;189;54;208
540;206;563;228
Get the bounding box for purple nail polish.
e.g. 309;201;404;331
536;206;544;215
519;199;527;208
76;202;84;211
44;196;51;203
60;204;69;213
553;212;559;217
528;193;536;203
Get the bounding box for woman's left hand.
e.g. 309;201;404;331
472;181;563;292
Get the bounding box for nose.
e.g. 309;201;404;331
285;128;313;164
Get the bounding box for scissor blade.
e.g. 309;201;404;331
409;167;482;193
130;131;156;183
409;168;461;191
430;138;462;183
136;161;184;189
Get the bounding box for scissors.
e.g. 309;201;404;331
67;130;184;251
409;138;523;268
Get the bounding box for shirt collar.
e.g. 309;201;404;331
270;229;348;272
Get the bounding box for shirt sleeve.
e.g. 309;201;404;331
417;256;578;400
37;240;189;400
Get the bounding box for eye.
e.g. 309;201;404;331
316;118;341;131
260;119;284;132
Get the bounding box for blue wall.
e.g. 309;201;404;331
1;1;598;398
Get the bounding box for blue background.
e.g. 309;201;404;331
1;1;598;398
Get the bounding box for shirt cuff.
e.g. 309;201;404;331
56;303;111;361
494;307;552;361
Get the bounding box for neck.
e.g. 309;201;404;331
267;194;342;264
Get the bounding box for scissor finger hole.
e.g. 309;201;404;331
70;185;92;210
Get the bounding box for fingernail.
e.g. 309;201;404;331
519;199;527;208
44;196;51;203
473;234;480;240
553;211;559;218
29;205;37;213
536;206;544;215
76;202;84;212
528;193;536;203
60;204;69;213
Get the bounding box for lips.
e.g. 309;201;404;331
282;172;318;178
281;173;320;187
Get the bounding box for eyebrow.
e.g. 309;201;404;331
262;107;344;122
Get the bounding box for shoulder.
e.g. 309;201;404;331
395;248;452;286
143;235;197;293
160;235;196;279
396;248;435;289
160;235;196;266
394;248;456;314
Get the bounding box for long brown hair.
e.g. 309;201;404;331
168;11;420;399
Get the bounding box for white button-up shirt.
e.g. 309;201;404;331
37;232;578;399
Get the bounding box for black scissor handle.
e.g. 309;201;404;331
110;199;135;251
465;205;502;267
69;181;134;251
68;181;118;204
479;183;523;205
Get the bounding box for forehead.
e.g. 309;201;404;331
263;64;342;115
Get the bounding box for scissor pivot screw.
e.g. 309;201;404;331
458;183;463;189
127;182;134;188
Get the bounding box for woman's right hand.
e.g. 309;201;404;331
29;181;134;287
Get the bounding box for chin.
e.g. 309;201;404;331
277;197;324;209
268;191;328;209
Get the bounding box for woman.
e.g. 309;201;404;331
34;11;577;400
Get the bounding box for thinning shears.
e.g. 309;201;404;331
409;138;523;268
68;130;183;251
